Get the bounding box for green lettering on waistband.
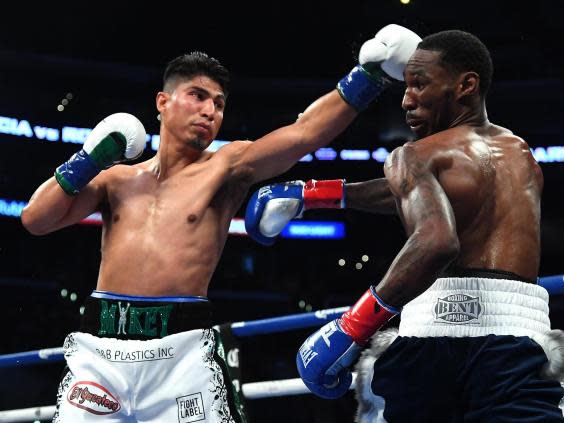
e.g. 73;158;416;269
158;305;173;337
128;307;144;335
127;304;174;337
143;308;158;337
98;300;117;335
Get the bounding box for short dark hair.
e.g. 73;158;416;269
163;51;230;97
418;30;493;96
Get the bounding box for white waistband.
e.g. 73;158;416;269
398;277;551;341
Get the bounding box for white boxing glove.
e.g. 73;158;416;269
84;113;146;162
55;113;146;195
359;24;422;81
337;24;422;110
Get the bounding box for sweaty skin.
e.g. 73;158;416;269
22;75;357;296
348;49;542;307
377;124;542;306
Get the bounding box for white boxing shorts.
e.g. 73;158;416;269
53;291;246;423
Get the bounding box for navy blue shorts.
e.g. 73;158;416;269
370;335;564;422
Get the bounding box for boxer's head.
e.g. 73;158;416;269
417;30;493;97
402;30;493;139
157;52;230;150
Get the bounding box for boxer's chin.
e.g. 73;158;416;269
186;137;209;151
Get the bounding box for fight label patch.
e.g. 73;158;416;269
434;294;482;324
177;392;206;422
67;381;121;415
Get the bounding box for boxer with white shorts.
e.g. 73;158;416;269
22;25;421;422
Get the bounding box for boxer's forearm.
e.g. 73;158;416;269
22;178;76;234
374;230;459;307
240;91;357;184
345;178;397;215
21;177;102;235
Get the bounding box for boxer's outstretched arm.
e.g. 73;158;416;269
346;178;396;215
229;24;422;184
375;144;460;307
235;90;357;184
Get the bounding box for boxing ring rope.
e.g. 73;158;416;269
0;375;361;423
0;275;562;422
0;306;350;368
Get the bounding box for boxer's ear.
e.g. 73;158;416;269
456;71;480;100
156;91;169;114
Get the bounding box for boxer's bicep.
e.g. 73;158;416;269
385;144;457;238
376;147;459;305
402;171;456;237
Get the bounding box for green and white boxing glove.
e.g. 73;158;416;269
55;113;146;195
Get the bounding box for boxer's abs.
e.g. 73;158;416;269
96;205;232;297
96;162;248;296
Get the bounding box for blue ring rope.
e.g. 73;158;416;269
0;275;562;368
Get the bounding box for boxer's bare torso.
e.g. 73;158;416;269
95;151;250;296
22;75;357;297
386;124;542;281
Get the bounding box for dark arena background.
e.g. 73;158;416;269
1;1;563;422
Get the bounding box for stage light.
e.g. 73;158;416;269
373;147;390;163
340;149;370;161
315;148;337;161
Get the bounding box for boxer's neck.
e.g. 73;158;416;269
151;138;205;180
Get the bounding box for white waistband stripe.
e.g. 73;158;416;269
398;277;551;340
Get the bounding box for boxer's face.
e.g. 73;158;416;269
157;75;225;150
402;49;459;139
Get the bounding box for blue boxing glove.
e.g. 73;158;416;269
245;179;345;246
296;288;400;399
296;320;361;399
